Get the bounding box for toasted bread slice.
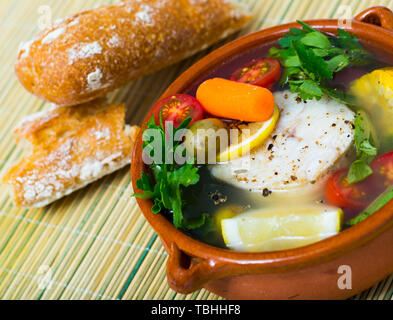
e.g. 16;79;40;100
3;99;140;207
15;0;252;107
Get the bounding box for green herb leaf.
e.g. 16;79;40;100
345;111;379;184
312;48;329;57
133;172;155;199
331;28;363;50
321;87;355;106
152;200;163;214
284;55;301;68
133;116;202;230
277;28;307;48
176;117;192;131
183;213;211;230
279;67;305;86
301;31;331;49
171;189;184;228
171;162;200;187
297;20;317;33
270;21;374;104
321;87;356;106
291;79;323;101
359;140;378;157
347;160;373;184
347;49;374;67
353;110;378;160
292;40;334;80
133;192;154;199
327;54;349;72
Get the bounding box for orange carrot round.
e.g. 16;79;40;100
196;78;275;122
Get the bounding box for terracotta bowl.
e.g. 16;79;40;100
131;6;393;300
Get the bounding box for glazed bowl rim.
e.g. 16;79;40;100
132;15;393;272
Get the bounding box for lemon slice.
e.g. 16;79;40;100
217;105;280;162
213;205;244;229
222;205;343;252
351;68;393;136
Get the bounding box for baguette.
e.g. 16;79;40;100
15;0;252;107
3;100;140;208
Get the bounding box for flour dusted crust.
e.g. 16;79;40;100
15;0;252;107
3;100;140;208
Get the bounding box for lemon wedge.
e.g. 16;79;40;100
213;205;244;229
221;205;343;252
351;68;393;136
217;105;280;162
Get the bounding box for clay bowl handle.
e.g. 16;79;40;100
166;243;226;294
355;6;393;31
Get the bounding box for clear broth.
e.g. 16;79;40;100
175;42;391;249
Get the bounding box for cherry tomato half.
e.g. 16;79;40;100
230;58;281;89
371;151;393;188
325;169;379;212
151;94;204;128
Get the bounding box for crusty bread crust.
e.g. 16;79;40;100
15;0;252;107
3;100;140;208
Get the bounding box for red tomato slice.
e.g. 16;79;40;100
230;58;281;89
152;94;204;128
325;169;379;212
371;151;393;188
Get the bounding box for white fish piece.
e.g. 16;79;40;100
210;90;356;194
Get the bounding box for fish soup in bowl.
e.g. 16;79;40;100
134;21;393;254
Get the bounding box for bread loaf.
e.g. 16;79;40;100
3;100;140;207
15;0;252;107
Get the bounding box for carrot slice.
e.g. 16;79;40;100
196;78;275;122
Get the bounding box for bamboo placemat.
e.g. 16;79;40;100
0;0;392;300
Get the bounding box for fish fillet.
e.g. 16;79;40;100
210;90;356;193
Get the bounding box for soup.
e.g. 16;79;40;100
135;22;393;252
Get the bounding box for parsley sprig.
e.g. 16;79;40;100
133;117;206;230
270;21;378;183
347;110;379;184
269;21;374;104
